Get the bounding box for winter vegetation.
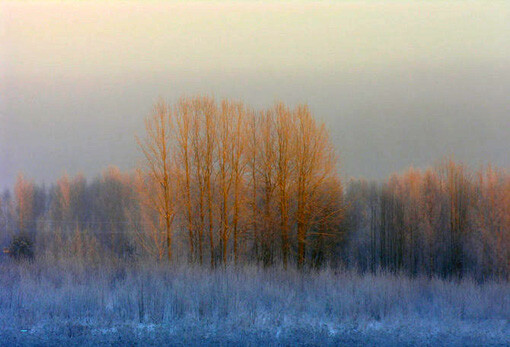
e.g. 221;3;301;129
1;96;509;344
0;261;509;345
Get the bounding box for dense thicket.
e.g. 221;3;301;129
0;97;508;280
344;162;510;279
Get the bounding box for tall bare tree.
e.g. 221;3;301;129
274;103;293;268
137;100;176;262
14;173;34;235
176;98;196;262
293;105;338;268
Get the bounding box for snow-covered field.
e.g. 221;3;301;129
1;261;509;346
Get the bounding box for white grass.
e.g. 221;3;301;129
0;260;508;345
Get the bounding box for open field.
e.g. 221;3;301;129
0;260;508;346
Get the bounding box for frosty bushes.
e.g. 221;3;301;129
0;261;508;345
8;234;34;261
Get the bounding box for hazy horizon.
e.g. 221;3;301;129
2;1;509;189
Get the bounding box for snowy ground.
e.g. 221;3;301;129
1;319;509;346
1;261;509;346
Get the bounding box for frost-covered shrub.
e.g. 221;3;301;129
8;235;34;261
0;261;508;345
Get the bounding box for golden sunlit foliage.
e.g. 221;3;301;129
136;96;343;267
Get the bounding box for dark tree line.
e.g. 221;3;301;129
343;161;510;280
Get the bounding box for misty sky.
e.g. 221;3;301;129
1;1;509;190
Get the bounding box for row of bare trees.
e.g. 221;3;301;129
1;96;508;278
0;169;139;261
136;96;343;267
345;160;510;279
2;160;509;278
